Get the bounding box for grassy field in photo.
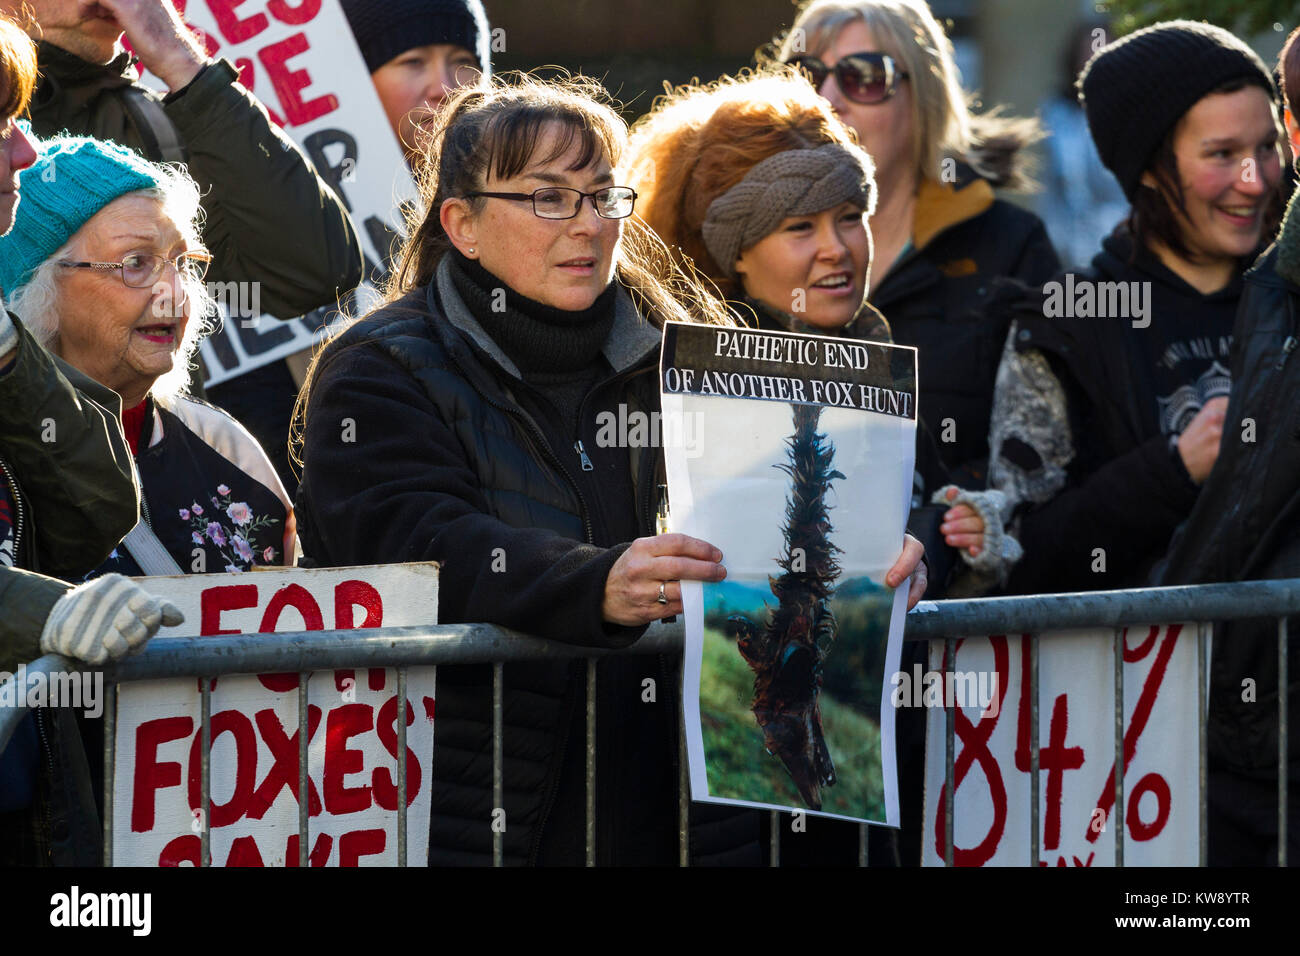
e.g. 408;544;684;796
698;578;892;820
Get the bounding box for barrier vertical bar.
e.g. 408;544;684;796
944;637;955;867
297;674;308;868
858;823;868;867
1113;628;1124;868
1198;622;1208;868
492;662;503;868
200;677;211;868
586;659;597;867
1030;634;1040;867
678;692;689;867
397;667;408;867
1279;617;1289;868
770;811;780;866
102;681;117;868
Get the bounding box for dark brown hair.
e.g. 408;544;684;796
0;15;36;119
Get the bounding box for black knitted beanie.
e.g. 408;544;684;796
340;0;492;77
1078;19;1275;200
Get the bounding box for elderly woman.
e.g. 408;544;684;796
776;0;1060;598
0;135;293;577
296;75;926;865
627;69;947;866
0;20;183;868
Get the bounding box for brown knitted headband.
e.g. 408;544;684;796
701;142;876;278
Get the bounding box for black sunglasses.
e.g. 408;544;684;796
786;51;910;104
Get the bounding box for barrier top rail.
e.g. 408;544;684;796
3;579;1298;754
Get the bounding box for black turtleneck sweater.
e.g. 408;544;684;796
446;251;679;865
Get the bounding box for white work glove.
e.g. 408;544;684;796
39;573;184;665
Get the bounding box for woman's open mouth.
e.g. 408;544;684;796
558;257;596;275
1217;203;1261;229
809;271;855;296
135;323;178;345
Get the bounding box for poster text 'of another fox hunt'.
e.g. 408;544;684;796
660;321;917;825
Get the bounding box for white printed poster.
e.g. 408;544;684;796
141;0;417;386
112;563;438;866
660;321;917;824
921;625;1203;866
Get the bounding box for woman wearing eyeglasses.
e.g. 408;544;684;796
0;134;295;578
777;0;1060;601
295;76;916;865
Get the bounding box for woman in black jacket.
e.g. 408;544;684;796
627;70;937;865
983;21;1285;596
296;75;931;866
775;0;1061;596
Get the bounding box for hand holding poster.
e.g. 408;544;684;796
112;563;438;867
660;321;917;824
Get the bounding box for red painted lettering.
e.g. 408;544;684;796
324;703;373;814
373;695;420;810
932;636;1010;867
268;0;321;25
1086;625;1181;844
286;832;333;867
335;579;385;691
132;716;193;831
225;834;266;867
338;828;386;866
158;834;201;866
200;583;258;636
188;710;258;827
207;0;269;43
258;33;338;126
248;706;323;819
1127;773;1171;842
258;583;325;691
1039;694;1084;851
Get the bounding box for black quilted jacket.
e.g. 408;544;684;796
296;258;762;864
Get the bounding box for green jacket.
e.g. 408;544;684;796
0;313;138;866
0;313;138;672
29;43;364;319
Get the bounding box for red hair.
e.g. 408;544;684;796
626;70;861;295
0;16;36;119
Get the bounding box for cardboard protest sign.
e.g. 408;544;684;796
140;1;417;387
920;625;1202;866
660;321;917;824
112;563;438;867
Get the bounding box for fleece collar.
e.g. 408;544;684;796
912;175;996;252
433;256;661;380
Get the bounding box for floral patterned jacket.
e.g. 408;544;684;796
91;393;294;578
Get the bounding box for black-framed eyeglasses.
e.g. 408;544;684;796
58;251;213;288
785;51;910;104
463;186;638;220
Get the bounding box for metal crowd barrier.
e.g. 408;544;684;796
1;579;1296;867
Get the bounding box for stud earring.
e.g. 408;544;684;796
468;247;476;254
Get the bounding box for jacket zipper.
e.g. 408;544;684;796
0;455;26;564
3;454;56;861
1275;335;1297;370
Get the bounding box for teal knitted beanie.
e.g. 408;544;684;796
0;131;167;295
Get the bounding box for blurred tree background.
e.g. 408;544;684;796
1100;0;1300;36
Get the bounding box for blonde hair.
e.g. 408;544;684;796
776;0;1039;189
